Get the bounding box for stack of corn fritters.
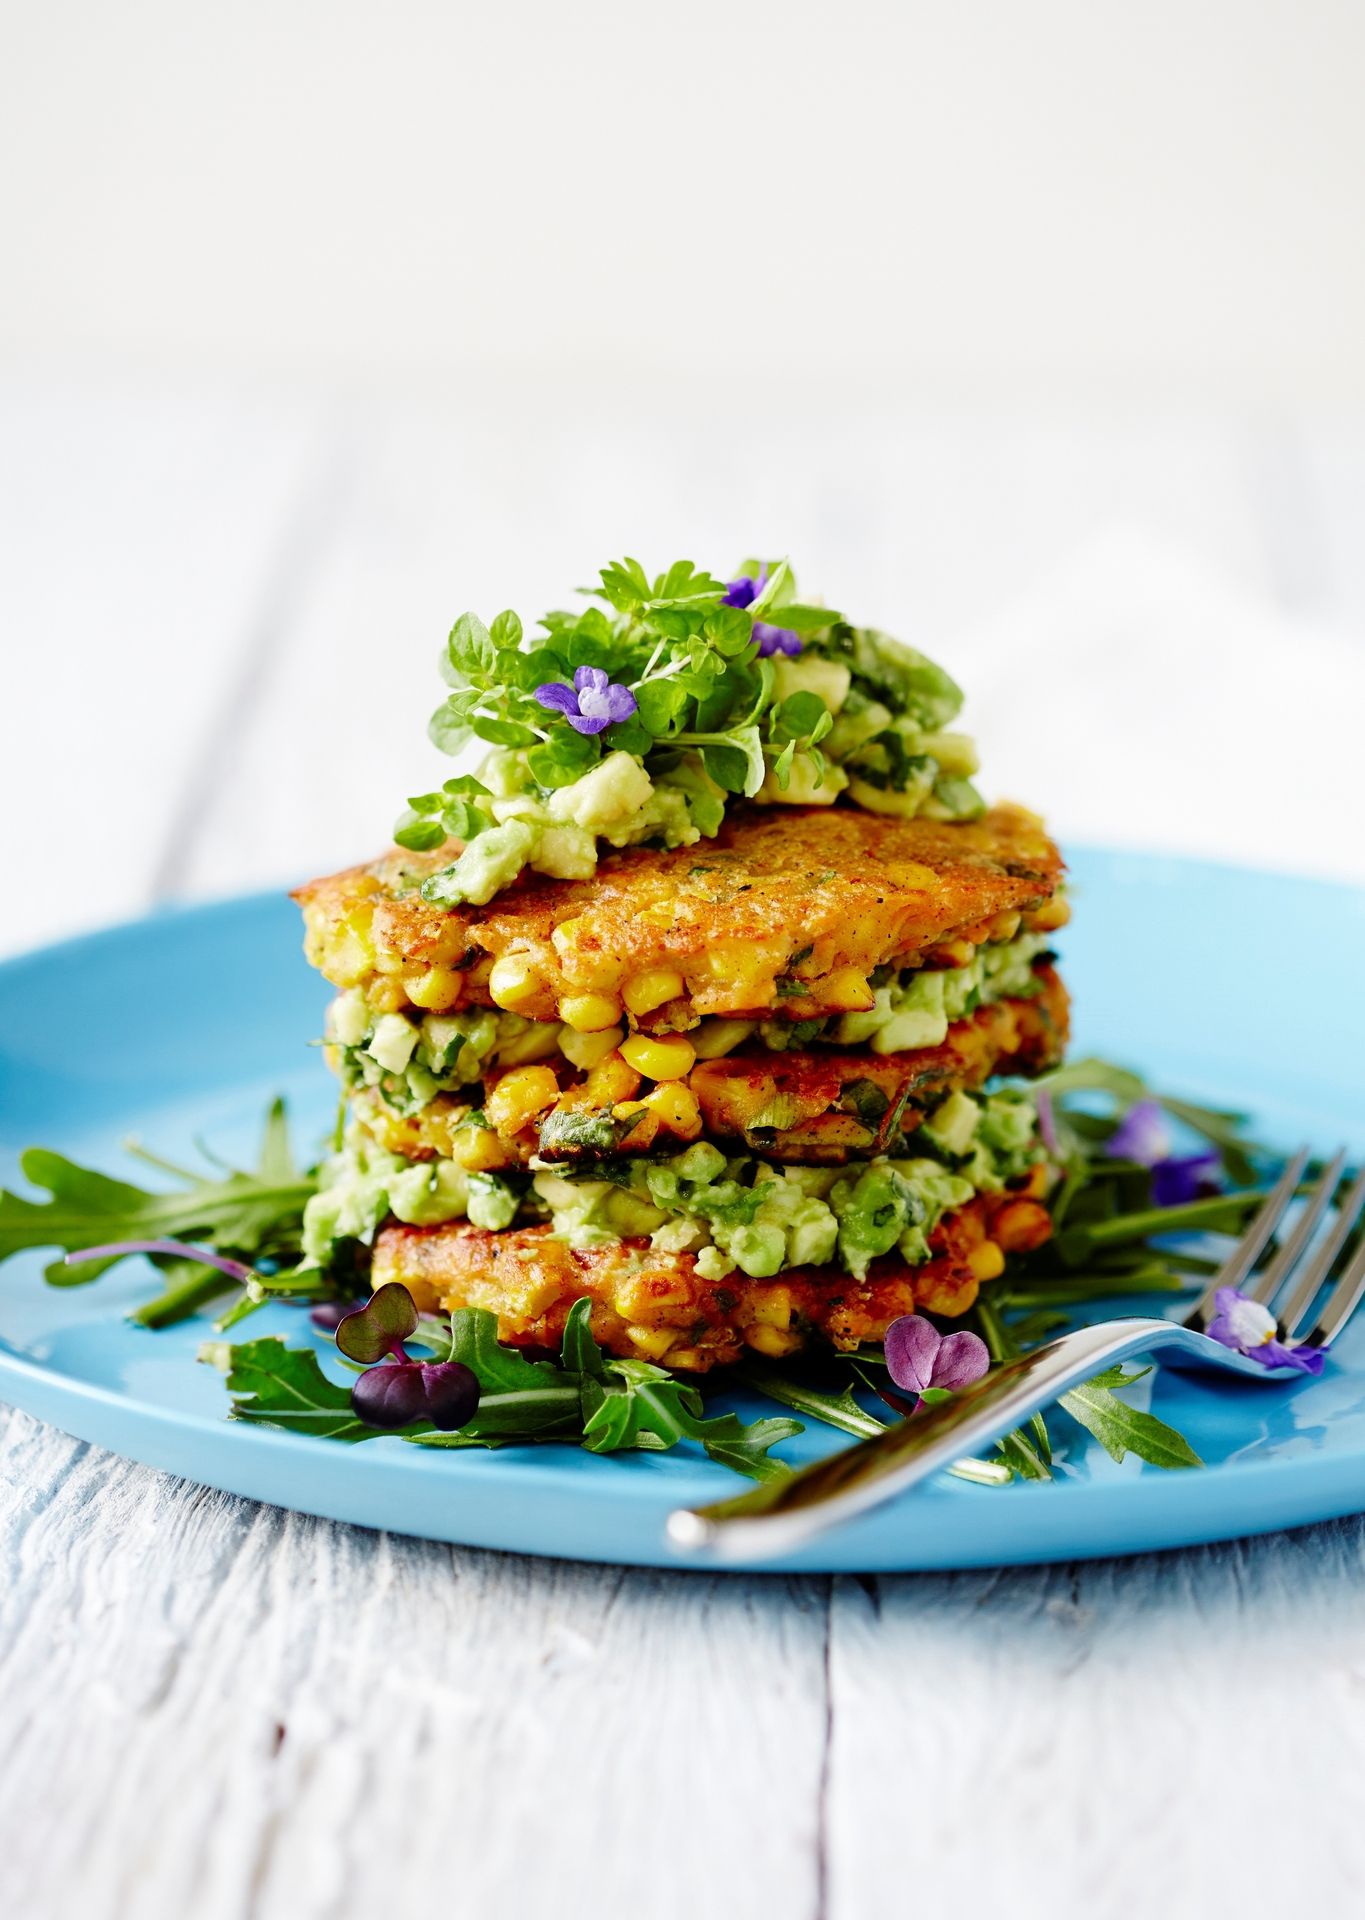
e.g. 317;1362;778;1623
294;800;1069;1373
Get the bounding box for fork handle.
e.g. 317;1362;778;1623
667;1316;1205;1562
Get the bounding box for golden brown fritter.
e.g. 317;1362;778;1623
371;1184;1053;1373
294;802;1066;1028
349;969;1069;1168
682;968;1068;1163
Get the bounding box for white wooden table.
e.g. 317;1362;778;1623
4;372;1365;1920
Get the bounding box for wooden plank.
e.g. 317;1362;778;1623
0;1405;828;1920
824;1520;1365;1920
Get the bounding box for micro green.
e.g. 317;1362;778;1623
203;1294;802;1480
392;554;983;904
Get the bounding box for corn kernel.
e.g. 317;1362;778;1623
822;966;875;1012
640;1082;703;1140
690;1019;757;1059
924;938;976;969
316;911;377;987
366;976;407;1015
967;1240;1006;1282
404;964;466;1011
447;1125;515;1172
550;915;591;957
622;968;685;1017
624;1325;678;1360
560;1026;623;1071
488;953;549;1015
745;1324;803;1358
585;1052;642;1105
485;1064;560;1135
1028;895;1071;933
614;1270;693;1318
991;1199;1052;1253
747;1285;793;1330
620;1032;696;1081
561;991;624;1032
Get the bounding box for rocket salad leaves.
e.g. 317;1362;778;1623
0;1060;1294;1487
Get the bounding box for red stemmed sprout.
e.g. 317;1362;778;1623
335;1282;480;1431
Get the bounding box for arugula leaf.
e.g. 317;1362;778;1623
0;1100;316;1322
208;1301;800;1483
199;1337;370;1441
1059;1367;1203;1470
736;1359;887;1439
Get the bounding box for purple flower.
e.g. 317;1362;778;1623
535;665;638;735
724;569;802;658
1108;1097;1223;1207
1151;1150;1223;1207
884;1314;991;1400
1206;1286;1326;1375
1109;1098;1171;1165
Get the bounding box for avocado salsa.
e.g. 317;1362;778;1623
398;577;987;910
302;1084;1047;1282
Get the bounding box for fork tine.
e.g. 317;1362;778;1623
1281;1163;1365;1342
1305;1231;1365;1350
1186;1145;1310;1329
1252;1148;1348;1319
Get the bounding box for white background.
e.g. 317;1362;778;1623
3;11;1365;1920
5;0;1365;411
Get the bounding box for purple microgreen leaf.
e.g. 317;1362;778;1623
309;1299;353;1331
930;1329;992;1391
752;621;802;658
351;1359;481;1431
884;1314;942;1394
535;668;638;736
723;572;763;609
335;1282;419;1364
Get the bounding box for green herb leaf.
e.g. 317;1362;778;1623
209;1302;799;1482
526;729;600;788
0;1101;316;1312
199;1337;370;1440
1059;1369;1203;1469
446;612;496;680
489;609;523;650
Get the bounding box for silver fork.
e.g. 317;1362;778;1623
668;1147;1365;1562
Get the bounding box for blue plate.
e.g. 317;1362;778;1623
2;850;1363;1571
